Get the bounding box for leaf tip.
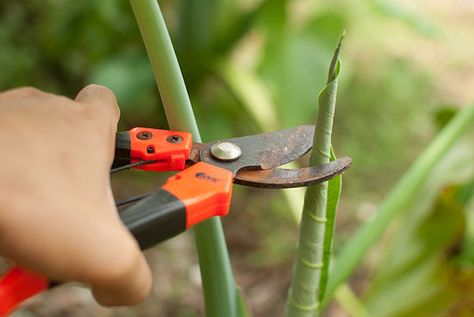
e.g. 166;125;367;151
327;32;345;84
335;31;345;55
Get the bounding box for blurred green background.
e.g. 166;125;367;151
1;1;474;316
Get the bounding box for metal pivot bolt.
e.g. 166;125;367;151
210;142;242;161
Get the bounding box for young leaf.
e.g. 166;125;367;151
318;148;342;302
285;35;343;317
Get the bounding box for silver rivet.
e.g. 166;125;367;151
210;142;242;161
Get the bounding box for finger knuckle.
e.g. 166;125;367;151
15;86;44;97
83;84;116;102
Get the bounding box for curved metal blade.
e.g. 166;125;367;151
234;157;352;188
194;125;315;175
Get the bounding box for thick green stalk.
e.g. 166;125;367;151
129;0;198;133
285;37;343;317
323;103;474;308
129;1;239;316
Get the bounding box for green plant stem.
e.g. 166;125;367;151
129;0;198;133
285;37;342;317
129;1;238;316
323;103;474;309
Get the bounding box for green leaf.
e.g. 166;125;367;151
318;148;342;302
452;180;474;266
285;35;343;317
433;106;458;131
323;103;474;309
364;180;473;317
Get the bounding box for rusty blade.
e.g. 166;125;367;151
190;125;316;175
234;157;352;188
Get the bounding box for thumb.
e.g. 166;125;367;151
75;84;120;127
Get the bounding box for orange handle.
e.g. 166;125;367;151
122;162;233;249
163;162;233;228
0;267;49;317
0;163;234;315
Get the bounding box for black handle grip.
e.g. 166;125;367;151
30;190;186;293
112;131;131;169
119;189;187;249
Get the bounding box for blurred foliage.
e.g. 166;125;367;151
363;140;474;317
1;1;474;316
0;0;435;194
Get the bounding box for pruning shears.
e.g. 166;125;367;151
0;126;351;316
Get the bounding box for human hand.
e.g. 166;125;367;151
0;85;152;305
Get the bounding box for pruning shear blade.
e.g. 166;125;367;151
191;125;351;188
234;157;352;188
